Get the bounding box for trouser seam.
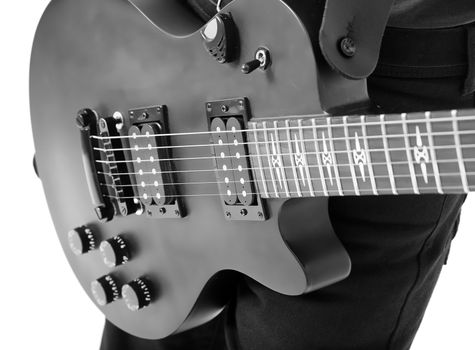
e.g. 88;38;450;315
386;195;448;350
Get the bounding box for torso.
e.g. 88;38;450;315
388;0;475;28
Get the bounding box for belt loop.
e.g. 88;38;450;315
463;22;475;95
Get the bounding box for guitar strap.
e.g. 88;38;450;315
319;0;395;80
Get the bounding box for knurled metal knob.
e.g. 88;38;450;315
99;235;131;268
68;226;97;256
91;275;121;306
122;277;153;311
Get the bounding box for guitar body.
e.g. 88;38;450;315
31;0;356;339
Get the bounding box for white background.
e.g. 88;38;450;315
0;1;474;349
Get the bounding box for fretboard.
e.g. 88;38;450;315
246;109;475;198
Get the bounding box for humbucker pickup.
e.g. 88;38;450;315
207;98;267;221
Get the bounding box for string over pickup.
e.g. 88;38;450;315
207;98;267;221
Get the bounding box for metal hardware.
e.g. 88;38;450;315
339;37;356;58
206;98;267;221
127;106;185;219
76;106;185;221
242;47;271;74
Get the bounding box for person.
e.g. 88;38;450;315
100;1;475;349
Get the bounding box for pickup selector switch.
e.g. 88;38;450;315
91;275;121;306
122;277;153;311
99;235;130;268
68;226;97;255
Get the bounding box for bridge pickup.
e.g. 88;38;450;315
126;106;185;219
128;123;174;206
207;98;267;221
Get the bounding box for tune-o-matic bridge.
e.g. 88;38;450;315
77;106;185;221
207;98;267;221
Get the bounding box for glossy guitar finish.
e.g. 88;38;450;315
30;0;354;339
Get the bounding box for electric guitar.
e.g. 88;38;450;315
30;0;475;339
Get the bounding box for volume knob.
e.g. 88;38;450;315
91;275;121;306
122;277;153;311
99;235;131;268
68;226;97;255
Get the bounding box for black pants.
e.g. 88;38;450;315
101;25;475;350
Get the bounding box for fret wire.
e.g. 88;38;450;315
285;120;302;197
250;123;269;198
273;121;291;197
312;119;329;196
328;118;344;196
343;116;360;196
361;115;379;195
452;110;470;193
298;119;315;196
380;115;398;195
263;121;279;198
425;112;444;194
401;113;420;194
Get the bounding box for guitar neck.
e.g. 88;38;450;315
246;109;475;198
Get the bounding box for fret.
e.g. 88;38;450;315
402;112;441;194
360;116;378;195
401;113;420;194
451;110;470;193
456;109;475;191
249;123;269;198
380;115;398;195
430;111;466;193
285;120;302;197
313;117;341;196
384;113;418;195
273;121;291;197
343;116;361;195
262;121;280;197
298;119;315;196
425;112;444;194
311;118;329;197
327;118;344;196
254;122;276;199
322;117;344;196
345;115;383;195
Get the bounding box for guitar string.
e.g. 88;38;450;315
102;182;471;201
97;157;475;178
89;112;475;141
92;129;475;154
94;143;475;166
99;170;475;189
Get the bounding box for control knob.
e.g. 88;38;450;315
68;226;97;255
99;235;131;268
91;275;121;306
122;277;153;311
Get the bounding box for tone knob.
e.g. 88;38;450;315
68;226;97;255
122;277;153;311
91;275;121;306
99;235;130;268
